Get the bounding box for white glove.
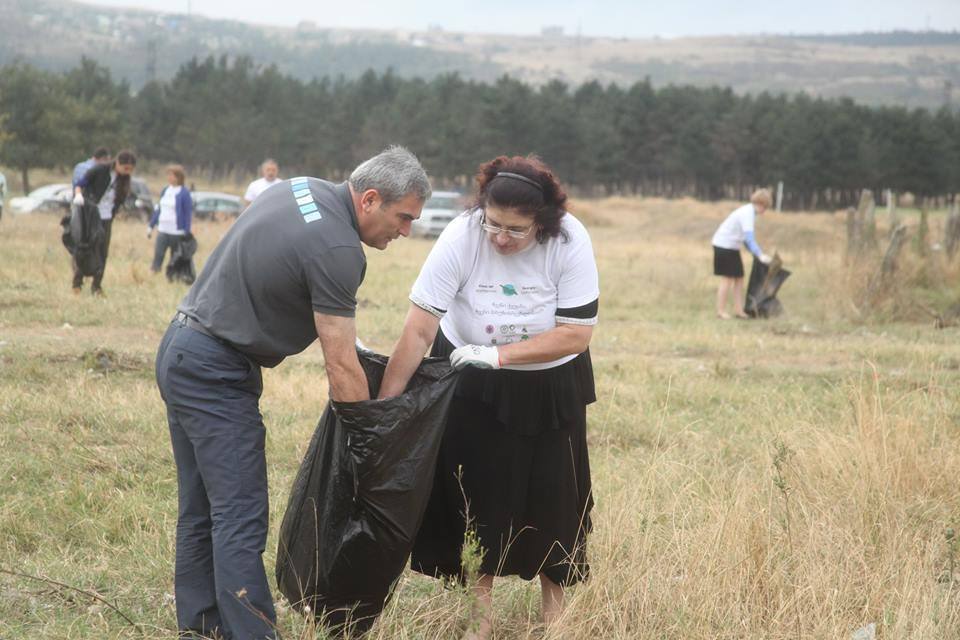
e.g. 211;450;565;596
146;226;153;238
449;344;500;371
760;253;773;264
72;193;84;206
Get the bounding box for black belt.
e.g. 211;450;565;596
174;311;223;343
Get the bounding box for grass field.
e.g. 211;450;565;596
2;197;960;639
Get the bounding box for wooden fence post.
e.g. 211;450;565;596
859;189;877;250
886;189;899;238
916;208;929;257
846;206;860;262
863;224;908;308
945;202;960;261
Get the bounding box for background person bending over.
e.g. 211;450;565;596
379;155;599;640
243;158;282;207
73;150;137;296
72;147;110;189
711;188;773;319
155;146;429;640
147;164;193;274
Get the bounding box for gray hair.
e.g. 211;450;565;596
349;145;431;205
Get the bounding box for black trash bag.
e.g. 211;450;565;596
63;203;105;275
745;255;791;318
165;234;198;284
276;350;457;636
60;214;74;254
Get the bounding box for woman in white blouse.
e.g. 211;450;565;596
147;164;193;275
379;155;599;639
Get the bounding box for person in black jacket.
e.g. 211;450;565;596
72;150;137;295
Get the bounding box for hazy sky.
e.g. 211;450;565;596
85;0;960;38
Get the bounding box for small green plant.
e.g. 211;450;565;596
939;526;957;585
455;465;488;637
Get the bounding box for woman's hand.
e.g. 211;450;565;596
378;304;441;399
449;345;501;370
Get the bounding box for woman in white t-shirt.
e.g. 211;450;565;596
379;156;599;639
711;188;773;319
147;164;193;275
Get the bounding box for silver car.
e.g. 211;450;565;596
9;183;72;214
411;191;464;238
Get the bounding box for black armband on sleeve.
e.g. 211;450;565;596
555;298;598;325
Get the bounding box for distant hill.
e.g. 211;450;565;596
2;0;959;109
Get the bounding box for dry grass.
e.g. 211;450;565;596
2;196;960;639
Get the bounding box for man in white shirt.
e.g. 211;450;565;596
243;158;282;207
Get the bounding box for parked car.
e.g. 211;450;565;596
192;191;243;220
120;177;154;221
9;183;72;214
411;191;464;238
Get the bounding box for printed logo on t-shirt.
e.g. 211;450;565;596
289;177;323;223
499;284;518;296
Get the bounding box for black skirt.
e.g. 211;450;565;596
713;245;744;277
409;329;595;586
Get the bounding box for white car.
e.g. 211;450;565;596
411;191;464;238
10;183;72;214
193;191;243;220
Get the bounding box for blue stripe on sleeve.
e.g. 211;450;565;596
744;231;762;257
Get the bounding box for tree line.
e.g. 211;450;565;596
1;56;958;209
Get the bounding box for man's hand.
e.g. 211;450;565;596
146;226;153;239
449;344;500;371
72;193;84;206
760;253;773;265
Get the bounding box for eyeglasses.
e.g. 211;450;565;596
481;213;535;239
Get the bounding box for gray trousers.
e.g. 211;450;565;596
155;318;277;639
152;232;182;273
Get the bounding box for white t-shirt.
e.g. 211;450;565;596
712;203;756;250
410;209;599;371
97;172;117;221
244;177;282;203
158;186;184;235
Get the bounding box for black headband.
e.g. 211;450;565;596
494;171;543;193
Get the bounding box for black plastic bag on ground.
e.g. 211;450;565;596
276;350;457;636
745;255;791;318
165;234;198;284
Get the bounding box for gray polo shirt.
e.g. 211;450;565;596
178;178;366;367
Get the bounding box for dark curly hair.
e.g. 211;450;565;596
473;155;568;242
112;149;137;208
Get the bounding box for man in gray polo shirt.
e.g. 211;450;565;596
155;146;430;639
